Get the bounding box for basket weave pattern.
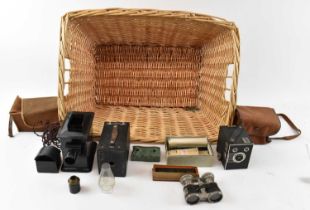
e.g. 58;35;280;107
95;45;200;107
58;8;240;143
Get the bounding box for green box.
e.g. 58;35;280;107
131;146;161;162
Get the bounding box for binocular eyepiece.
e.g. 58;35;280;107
180;172;223;205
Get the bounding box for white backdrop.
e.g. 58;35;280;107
0;1;309;210
1;0;310;118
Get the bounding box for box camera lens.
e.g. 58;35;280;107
64;150;77;165
233;152;246;163
217;126;253;170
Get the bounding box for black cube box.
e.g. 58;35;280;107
97;122;130;177
35;146;61;173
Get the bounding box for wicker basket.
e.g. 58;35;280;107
58;8;240;143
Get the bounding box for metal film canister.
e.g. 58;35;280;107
68;175;80;194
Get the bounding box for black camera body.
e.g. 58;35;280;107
217;126;253;170
97;122;130;177
57;112;97;172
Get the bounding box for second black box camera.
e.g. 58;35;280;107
217;126;253;170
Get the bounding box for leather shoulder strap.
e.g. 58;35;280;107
270;113;301;140
8;115;13;137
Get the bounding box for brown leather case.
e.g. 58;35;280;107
152;164;199;181
9;96;59;137
234;106;301;144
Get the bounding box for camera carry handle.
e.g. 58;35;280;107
110;124;119;145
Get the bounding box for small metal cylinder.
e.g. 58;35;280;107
68;175;80;194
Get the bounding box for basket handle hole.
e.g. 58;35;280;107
227;64;234;77
226;78;233;89
64;84;69;96
63;58;71;96
64;71;70;83
64;58;71;70
225;90;231;101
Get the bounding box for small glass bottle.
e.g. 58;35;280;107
98;163;115;193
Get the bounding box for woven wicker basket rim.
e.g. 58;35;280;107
62;8;237;30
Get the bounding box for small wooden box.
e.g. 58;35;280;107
152;164;199;181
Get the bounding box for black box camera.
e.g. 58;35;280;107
57;112;97;172
217;126;253;170
97;122;130;177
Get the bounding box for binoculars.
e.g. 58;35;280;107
180;172;223;205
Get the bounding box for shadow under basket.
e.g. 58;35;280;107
58;8;240;143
